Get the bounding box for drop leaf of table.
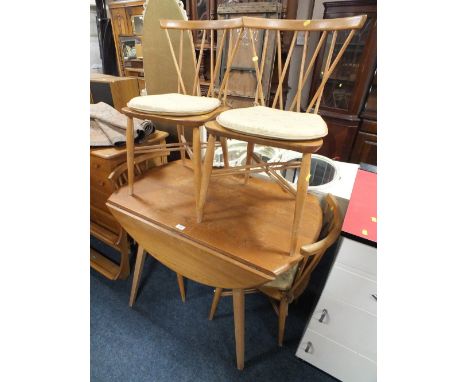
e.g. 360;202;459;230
106;160;322;370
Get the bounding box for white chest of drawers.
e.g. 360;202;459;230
296;236;377;382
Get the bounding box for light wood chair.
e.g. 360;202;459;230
108;150;187;303
208;194;343;346
121;18;244;216
198;15;366;256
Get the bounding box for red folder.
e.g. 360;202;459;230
342;169;377;243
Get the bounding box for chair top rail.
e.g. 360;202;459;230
161;18;243;30
242;15;367;31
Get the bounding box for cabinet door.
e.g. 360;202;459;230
350;130;377;165
310;2;377;116
126;6;145;35
110;8;131;76
110;8;131;36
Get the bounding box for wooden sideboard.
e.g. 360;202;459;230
90;131;169;280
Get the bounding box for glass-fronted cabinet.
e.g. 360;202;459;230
309;0;377;162
318;18;373;111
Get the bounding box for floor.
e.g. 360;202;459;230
91;238;339;382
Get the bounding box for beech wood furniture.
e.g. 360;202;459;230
90;131;168;280
198;15;367;256
106;160;323;370
90;73;139;112
122;18;243;215
209;194;343;346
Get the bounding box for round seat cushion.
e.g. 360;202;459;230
217;106;328;140
127;93;221;116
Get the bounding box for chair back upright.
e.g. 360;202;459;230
288;194;343;300
241;15;367;112
160;18;244;102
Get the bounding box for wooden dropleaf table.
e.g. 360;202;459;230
106;160;322;369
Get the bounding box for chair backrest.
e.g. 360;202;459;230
288;194;343;299
241;15;367;112
160;18;244;102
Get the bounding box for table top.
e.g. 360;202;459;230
342;169;377;243
90;130;169;160
107;161;323;277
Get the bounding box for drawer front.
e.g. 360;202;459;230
310;296;376;361
90;155;115;173
296;328;376;382
90;172;115;194
336;237;377;280
325;265;377;314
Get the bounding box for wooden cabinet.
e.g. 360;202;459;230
90;73;139;112
108;1;145;77
310;0;377;163
350;124;377;165
90;131;169;280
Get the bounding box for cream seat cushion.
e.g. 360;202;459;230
127;93;221;116
217;106;328;140
263;264;298;290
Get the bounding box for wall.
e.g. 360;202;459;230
285;0;353;110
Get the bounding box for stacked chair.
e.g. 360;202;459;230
198;15;367;256
123;14;365;346
121;18;244;212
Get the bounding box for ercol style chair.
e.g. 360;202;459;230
108;151;187;303
121;18;244;213
208;194;343;346
198;15;367;256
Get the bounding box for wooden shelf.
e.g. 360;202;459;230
90;248;121;280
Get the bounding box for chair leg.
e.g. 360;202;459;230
220;137;229;168
209;287;223;320
244;142;254;184
126;116;135;195
289;153;312;256
176;125;186;165
117;231;130;280
192;126;202;212
278;297;289;347
177;273;186;302
129;246;147;307
197;133;216;223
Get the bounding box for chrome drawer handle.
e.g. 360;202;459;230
372;294;377;301
318;308;328;323
304;341;313;353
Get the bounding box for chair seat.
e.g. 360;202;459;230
127;93;221;116
263;264;298;290
217;106;328;141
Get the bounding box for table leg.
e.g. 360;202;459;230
232;288;245;370
129;245;146;307
176;273;186;302
126;116;135;195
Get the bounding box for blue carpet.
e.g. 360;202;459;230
91;238;339;382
